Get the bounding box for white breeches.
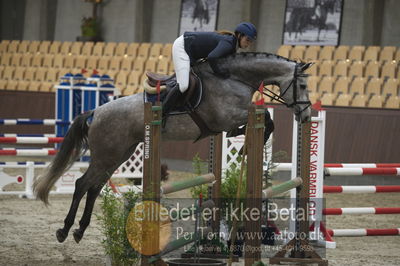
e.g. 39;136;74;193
172;35;190;93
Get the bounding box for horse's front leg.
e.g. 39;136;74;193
226;109;274;152
264;110;274;145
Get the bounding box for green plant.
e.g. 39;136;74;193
190;154;248;229
81;17;100;37
96;186;140;266
219;163;248;229
220;163;247;200
189;153;209;198
189;142;289;229
262;135;288;185
192;153;207;175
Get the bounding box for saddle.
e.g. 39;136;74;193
144;70;202;115
144;70;218;141
146;72;176;87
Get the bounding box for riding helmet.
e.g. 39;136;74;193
235;22;257;40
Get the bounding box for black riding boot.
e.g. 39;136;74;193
162;84;182;117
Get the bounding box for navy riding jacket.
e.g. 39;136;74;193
183;32;237;75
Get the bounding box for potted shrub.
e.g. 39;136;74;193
80;17;101;41
97;186;140;266
78;0;104;41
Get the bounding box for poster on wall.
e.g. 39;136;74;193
283;0;343;45
178;0;219;36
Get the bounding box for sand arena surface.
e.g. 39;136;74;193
1;171;400;266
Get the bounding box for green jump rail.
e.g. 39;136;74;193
161;173;215;195
263;177;303;198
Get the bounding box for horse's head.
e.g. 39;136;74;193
202;53;313;123
276;62;312;123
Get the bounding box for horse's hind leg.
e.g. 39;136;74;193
56;173;89;242
72;182;105;243
72;145;139;243
56;165;105;243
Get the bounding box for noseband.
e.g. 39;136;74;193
263;65;311;114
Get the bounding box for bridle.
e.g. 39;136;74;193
262;64;311;115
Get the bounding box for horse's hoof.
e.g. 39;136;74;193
226;129;238;138
227;127;246;138
73;229;83;243
56;229;68;243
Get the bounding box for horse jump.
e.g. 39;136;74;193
275;163;400;175
284;105;400;245
270;114;328;265
139;102;271;265
139;102;218;264
0;83;139;196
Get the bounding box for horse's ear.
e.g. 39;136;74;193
299;62;314;72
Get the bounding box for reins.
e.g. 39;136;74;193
205;54;312;115
258;64;312;114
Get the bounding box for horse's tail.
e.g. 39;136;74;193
33;111;94;205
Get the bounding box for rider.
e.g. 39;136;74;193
162;22;257;116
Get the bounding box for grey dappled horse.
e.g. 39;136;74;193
33;53;312;243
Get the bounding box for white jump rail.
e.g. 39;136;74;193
323;207;400;215
324;185;400;193
0;134;58;137
325;167;400;176
324;163;400;168
0;137;64;144
0;149;58;156
327;228;400;237
0;119;70;125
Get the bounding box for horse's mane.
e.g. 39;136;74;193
214;52;312;73
196;52;311;74
226;52;299;64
